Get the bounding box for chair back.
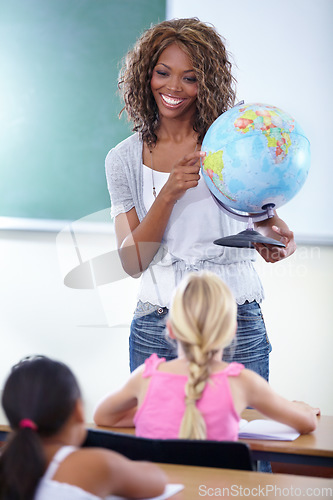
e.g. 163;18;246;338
83;429;254;470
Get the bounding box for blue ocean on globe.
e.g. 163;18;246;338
201;102;311;213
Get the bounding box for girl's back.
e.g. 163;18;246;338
134;354;245;440
35;447;100;500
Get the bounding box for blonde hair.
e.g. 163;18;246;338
169;271;237;440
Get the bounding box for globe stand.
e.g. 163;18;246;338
212;197;286;249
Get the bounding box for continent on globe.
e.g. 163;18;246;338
203;150;236;202
234;106;293;163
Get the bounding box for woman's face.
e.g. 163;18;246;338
150;43;198;121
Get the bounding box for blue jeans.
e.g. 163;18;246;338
129;301;272;379
130;306;177;372
222;301;272;381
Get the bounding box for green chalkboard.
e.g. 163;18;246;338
0;0;165;222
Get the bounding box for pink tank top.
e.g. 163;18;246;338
134;353;244;441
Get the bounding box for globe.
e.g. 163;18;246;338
201;102;311;214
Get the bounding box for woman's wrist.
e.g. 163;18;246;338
158;184;179;207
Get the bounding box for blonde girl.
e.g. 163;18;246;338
94;272;319;441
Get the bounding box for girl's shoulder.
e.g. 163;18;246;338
49;447;127;499
54;447;128;484
206;361;245;378
221;361;245;376
230;365;270;396
141;353;166;377
52;447;113;474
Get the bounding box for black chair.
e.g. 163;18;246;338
83;428;254;471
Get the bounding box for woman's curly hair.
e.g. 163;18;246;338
118;18;237;147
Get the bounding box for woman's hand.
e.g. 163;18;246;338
254;225;296;263
254;214;297;263
161;151;205;204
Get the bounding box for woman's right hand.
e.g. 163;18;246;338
161;150;206;204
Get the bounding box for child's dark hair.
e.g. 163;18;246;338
0;355;81;500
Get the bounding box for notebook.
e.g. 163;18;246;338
238;418;300;441
106;483;184;500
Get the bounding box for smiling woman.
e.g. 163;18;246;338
105;18;297;389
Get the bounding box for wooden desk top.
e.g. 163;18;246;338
158;463;333;499
85;410;333;460
240;409;333;458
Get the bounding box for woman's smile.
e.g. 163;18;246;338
160;93;186;108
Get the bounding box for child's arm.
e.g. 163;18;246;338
93;366;144;427
106;452;168;498
62;448;167;499
240;369;319;434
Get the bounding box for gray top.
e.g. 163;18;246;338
105;133;264;307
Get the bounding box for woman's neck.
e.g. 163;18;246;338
155;117;197;145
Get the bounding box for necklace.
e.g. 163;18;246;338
149;142;199;199
150;150;157;199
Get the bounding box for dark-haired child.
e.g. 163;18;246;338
0;356;166;500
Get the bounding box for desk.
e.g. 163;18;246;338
158;463;333;499
240;410;333;468
87;410;333;470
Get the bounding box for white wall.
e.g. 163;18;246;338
167;0;333;243
255;245;333;408
0;226;132;424
0;229;332;426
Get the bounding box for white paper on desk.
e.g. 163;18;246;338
106;483;184;500
238;419;300;441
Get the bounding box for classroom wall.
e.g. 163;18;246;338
0;229;332;425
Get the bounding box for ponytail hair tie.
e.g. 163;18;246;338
19;419;38;431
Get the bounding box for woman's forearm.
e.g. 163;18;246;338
117;191;177;276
